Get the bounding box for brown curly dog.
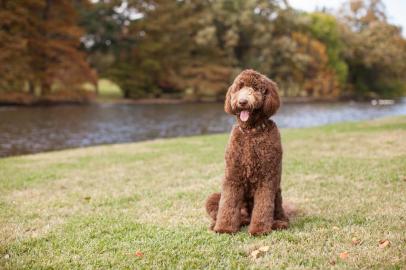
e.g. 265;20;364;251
205;69;292;236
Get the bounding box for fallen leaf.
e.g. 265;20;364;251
250;245;270;260
351;237;361;245
339;251;349;260
332;226;340;231
258;246;270;252
251;250;261;259
379;239;390;249
135;250;144;257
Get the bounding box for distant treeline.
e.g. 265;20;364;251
1;0;405;102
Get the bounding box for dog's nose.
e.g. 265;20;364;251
239;98;248;106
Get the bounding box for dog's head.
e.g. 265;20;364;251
224;69;280;123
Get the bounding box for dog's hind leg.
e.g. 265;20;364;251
206;192;250;230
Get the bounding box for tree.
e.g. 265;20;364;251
339;0;406;98
78;0;129;79
3;0;396;101
0;0;35;92
106;0;233;99
0;0;96;97
305;12;348;86
30;0;97;96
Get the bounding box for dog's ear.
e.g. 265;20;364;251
262;78;280;117
224;84;234;114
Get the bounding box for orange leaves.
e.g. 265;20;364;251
290;31;341;98
135;250;144;257
378;239;390;249
0;0;96;96
292;32;328;66
258;246;270;252
339;251;349;260
127;250;144;259
250;246;270;260
335;237;392;264
351;237;361;246
250;250;261;260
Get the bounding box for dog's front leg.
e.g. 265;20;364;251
249;182;275;236
272;187;289;230
213;182;243;234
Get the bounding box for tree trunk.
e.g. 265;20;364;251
1;0;7;9
40;81;51;96
39;0;51;98
124;89;130;99
28;81;35;95
95;82;99;96
43;0;51;20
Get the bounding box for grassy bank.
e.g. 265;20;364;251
1;117;405;269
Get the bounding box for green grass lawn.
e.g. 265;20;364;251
1;117;405;269
83;79;123;100
83;79;123;101
97;79;122;99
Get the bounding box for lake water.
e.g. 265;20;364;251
0;99;405;157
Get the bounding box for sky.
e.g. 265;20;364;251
288;0;406;36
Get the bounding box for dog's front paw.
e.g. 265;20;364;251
213;225;238;234
248;224;272;236
272;220;289;230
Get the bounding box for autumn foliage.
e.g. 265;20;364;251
0;0;96;103
1;0;406;102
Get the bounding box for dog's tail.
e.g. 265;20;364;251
205;193;220;220
205;193;221;229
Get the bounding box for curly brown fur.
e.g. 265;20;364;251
206;69;292;236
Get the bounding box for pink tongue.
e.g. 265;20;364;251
240;110;249;122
